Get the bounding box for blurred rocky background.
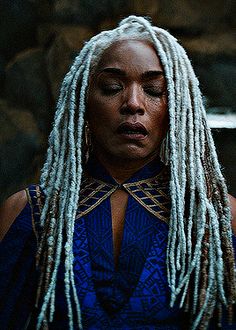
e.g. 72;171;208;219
0;0;235;202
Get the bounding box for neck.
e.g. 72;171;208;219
93;150;158;184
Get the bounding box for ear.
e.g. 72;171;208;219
229;194;236;235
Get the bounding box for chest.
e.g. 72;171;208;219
52;194;181;329
110;188;128;268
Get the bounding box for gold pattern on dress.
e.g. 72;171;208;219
26;187;38;243
76;177;117;219
76;167;170;223
27;167;170;225
123;167;170;223
26;185;45;242
123;183;170;223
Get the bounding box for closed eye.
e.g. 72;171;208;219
144;87;166;97
101;84;123;95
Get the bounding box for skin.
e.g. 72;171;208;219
229;195;236;233
87;40;169;265
0;40;236;268
0;190;27;241
87;39;168;183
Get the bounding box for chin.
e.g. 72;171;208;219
110;147;158;162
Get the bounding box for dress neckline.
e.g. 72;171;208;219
77;156;170;223
73;155;172;317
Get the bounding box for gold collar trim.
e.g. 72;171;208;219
76;167;170;223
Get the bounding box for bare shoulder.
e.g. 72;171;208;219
0;190;28;241
229;194;236;235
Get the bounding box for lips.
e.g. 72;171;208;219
117;122;148;139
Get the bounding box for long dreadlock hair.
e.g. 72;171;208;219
36;15;236;329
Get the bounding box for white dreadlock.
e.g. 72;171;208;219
37;15;236;329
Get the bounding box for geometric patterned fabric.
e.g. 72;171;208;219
3;156;236;328
77;155;170;223
82;156;172;316
0;190;38;330
50;156;183;328
0;157;183;329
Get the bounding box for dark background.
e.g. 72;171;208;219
0;0;235;202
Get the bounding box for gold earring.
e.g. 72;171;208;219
85;121;92;163
160;133;169;165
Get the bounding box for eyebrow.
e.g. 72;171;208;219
98;67;165;79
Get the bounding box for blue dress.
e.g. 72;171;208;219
0;157;235;329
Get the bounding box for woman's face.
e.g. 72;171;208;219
87;39;168;163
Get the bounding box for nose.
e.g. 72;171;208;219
120;84;144;115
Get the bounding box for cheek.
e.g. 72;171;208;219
89;106;114;127
87;102;116;136
148;109;169;143
88;93;118;125
150;100;168;127
87;94;103;124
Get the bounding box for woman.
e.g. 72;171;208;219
1;16;236;329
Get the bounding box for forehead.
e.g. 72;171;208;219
94;39;163;73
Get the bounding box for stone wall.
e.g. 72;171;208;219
0;0;235;202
